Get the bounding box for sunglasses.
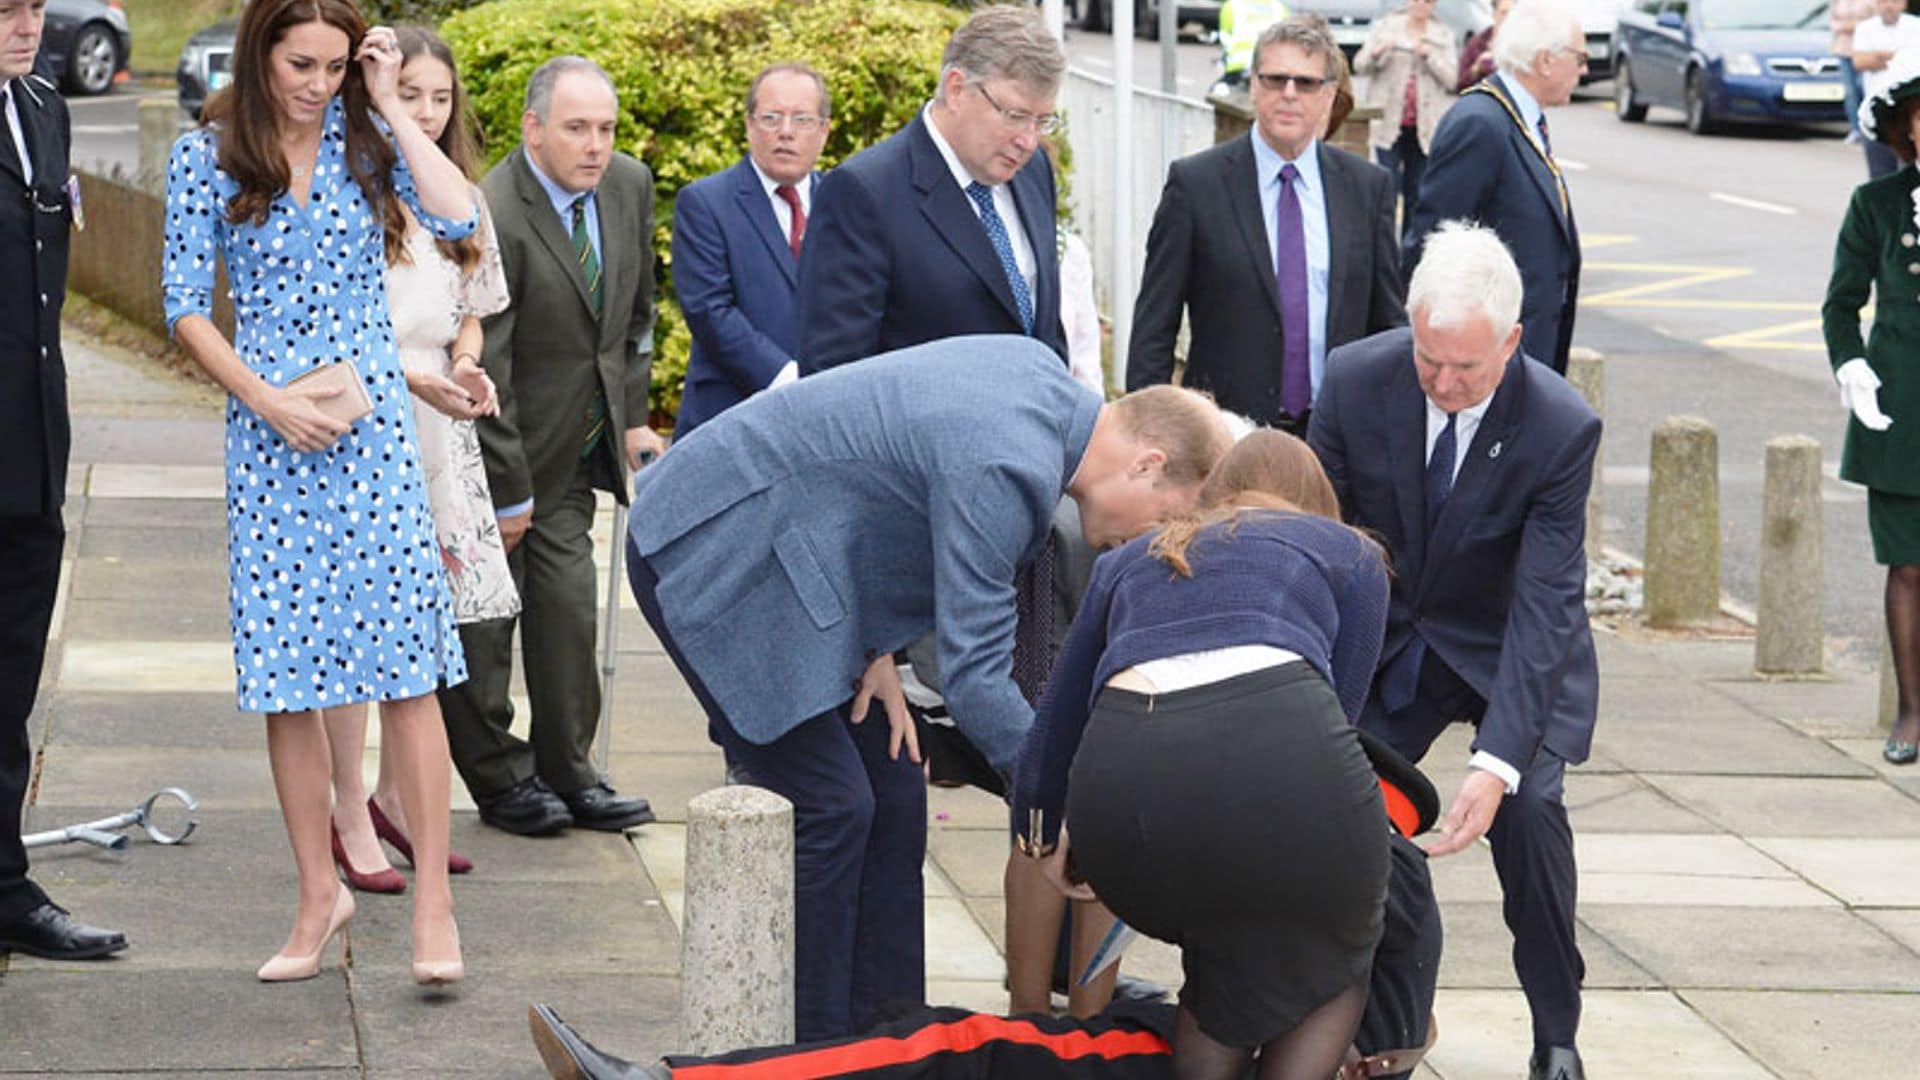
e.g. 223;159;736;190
1253;72;1332;93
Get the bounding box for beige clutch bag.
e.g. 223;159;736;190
286;359;374;427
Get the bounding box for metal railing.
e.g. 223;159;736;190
1060;68;1217;389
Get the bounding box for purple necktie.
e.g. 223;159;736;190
1275;164;1312;419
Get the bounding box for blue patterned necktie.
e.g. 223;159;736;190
965;181;1034;334
1275;163;1312;419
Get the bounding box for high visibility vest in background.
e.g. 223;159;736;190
1218;0;1292;76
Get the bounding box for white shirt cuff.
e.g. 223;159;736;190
495;497;535;520
769;361;800;389
1469;751;1521;795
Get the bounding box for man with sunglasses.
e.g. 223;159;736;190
1403;0;1587;376
671;63;831;439
795;4;1069;370
1129;17;1407;438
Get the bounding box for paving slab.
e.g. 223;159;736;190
1708;673;1883;733
1424;989;1768;1079
1434;902;1656;990
74;524;226;563
1592;712;1868;777
1565;774;1727;834
64;557;227;605
57;639;232;696
1572;833;1833;907
42;690;250;748
1593;676;1758;726
1748;837;1920;907
80;497;230;531
1681;989;1920;1080
0;970;357;1072
602;752;725;825
1643;774;1920;837
1579;905;1920;991
1424;842;1506;905
927;824;1010;899
15;808;297;893
1593;629;1691;679
1857;909;1920;953
84;463;224;500
349;880;678;979
60;596;233;643
1827;736;1920;778
353;972;680;1075
32;746;276;810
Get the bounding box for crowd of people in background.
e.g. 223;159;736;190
13;0;1914;1079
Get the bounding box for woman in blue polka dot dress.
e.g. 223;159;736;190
161;0;475;987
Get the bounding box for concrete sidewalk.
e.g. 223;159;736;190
3;328;1919;1077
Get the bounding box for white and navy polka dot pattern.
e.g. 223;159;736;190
161;98;479;714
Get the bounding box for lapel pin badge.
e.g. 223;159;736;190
1489;440;1503;459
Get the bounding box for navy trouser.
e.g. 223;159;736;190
629;543;928;1042
1360;651;1583;1050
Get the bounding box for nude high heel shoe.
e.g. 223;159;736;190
411;916;464;986
258;883;355;982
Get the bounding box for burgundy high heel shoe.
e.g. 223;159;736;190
368;797;475;875
331;822;407;894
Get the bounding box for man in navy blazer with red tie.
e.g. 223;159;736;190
1311;222;1600;1080
671;64;830;439
795;5;1068;371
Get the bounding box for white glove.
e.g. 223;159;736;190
1836;358;1894;431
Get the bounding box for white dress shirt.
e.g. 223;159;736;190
1424;390;1523;795
2;82;33;185
748;158;813;241
921;102;1037;296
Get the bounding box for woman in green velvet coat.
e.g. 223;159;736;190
1824;61;1920;763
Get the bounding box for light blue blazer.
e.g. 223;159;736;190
629;335;1102;771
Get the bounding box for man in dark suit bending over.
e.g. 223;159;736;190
1310;222;1600;1080
1129;16;1405;436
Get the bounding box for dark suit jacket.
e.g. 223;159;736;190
0;75;72;518
478;147;654;508
1404;75;1580;374
1309;328;1600;769
672;157;815;438
795;114;1066;370
1127;135;1406;425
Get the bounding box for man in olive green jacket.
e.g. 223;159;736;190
450;56;662;834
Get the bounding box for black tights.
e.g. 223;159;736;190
1170;984;1368;1080
1891;565;1920;743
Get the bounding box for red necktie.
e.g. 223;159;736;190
775;183;805;259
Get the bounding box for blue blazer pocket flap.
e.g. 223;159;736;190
773;530;847;631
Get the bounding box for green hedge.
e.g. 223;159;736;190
442;0;965;423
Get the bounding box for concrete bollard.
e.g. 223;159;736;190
1644;415;1720;628
1566;348;1605;562
681;785;795;1056
1755;435;1824;674
137;98;180;193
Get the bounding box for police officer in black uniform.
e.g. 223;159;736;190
0;0;126;961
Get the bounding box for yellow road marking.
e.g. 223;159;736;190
1580;233;1637;250
1584;265;1753;305
1704;317;1826;352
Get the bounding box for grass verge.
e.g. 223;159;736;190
123;0;245;77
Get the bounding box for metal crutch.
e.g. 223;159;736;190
22;787;200;852
595;476;637;772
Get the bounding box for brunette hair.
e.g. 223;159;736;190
1884;95;1920;163
205;0;401;244
388;24;482;271
1149;429;1357;577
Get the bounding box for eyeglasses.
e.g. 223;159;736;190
1253;71;1332;93
1553;45;1590;68
750;111;824;133
972;82;1062;136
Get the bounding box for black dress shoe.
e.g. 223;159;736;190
477;776;574;836
529;1004;669;1079
1529;1045;1586;1080
0;902;128;960
558;781;656;831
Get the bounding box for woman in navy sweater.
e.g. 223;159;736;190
1012;430;1391;1080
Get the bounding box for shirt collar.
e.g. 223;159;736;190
922;101;988;192
1249;129;1321;193
1498;72;1545;138
748;155;811;201
1425;384;1498;426
524;149;592;219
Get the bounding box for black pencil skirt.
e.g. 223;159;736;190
1066;662;1391;1049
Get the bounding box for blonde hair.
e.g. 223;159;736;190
1108;385;1232;492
